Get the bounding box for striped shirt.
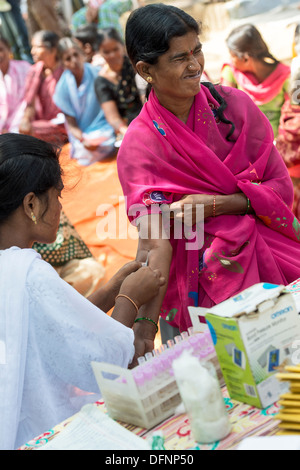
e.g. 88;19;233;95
71;0;133;37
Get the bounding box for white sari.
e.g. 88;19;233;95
0;247;134;450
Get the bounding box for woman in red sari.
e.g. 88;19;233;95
19;30;67;145
117;4;300;363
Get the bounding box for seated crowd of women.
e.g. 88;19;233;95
0;24;144;165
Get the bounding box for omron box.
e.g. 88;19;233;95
205;283;300;409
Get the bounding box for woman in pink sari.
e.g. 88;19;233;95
19;30;67;145
221;24;290;137
0;34;31;134
117;4;300;362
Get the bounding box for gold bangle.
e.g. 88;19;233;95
115;294;139;314
213;195;216;217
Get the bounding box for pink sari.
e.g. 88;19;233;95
23;61;67;144
0;60;31;133
221;62;290;106
117;85;300;331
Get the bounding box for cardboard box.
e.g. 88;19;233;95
287;278;300;313
204;283;300;409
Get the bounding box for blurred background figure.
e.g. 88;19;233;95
26;0;70;39
7;0;32;60
53;37;116;165
94;27;144;142
71;0;142;38
221;23;290;137
19;30;67;145
0;0;32;61
0;33;31;134
276;23;300;220
73;22;105;65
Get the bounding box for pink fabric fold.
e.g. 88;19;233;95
24;61;64;121
221;62;290;106
0;60;31;133
117;85;300;331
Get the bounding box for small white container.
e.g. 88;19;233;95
172;351;231;444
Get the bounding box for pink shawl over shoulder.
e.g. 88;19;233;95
221;62;290;106
117;85;300;331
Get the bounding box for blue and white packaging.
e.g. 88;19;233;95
204;283;300;408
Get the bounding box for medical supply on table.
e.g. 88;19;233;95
173;350;231;444
92;328;222;429
286;278;300;313
204;283;300;409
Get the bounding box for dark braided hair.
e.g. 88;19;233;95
125;3;235;141
202;82;235;140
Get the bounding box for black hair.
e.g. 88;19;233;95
125;3;235;140
97;27;124;48
126;3;199;66
226;24;279;66
32;30;60;50
74;23;99;50
0;134;62;223
0;34;11;49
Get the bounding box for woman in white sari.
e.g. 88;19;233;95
0;133;165;450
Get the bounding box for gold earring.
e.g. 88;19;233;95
31;211;37;225
147;76;153;83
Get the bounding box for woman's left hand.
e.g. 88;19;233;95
170;194;214;225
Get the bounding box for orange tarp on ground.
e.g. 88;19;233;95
60;145;138;285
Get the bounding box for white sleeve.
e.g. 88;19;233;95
27;258;135;393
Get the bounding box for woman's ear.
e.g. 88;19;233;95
23;192;39;222
136;61;153;83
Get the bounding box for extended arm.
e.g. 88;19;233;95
101;101;128;136
131;213;173;365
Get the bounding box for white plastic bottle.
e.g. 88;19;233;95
172;350;231;444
